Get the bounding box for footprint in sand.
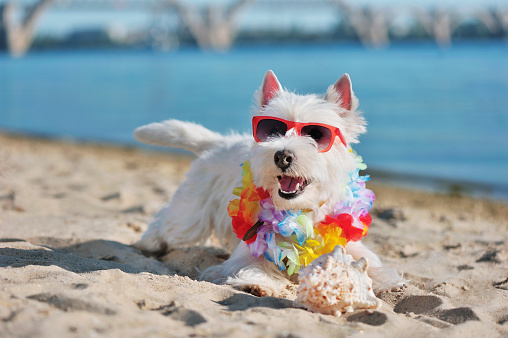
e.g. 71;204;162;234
393;295;442;315
152;302;207;327
393;295;480;327
432;307;480;325
27;293;116;315
347;312;387;326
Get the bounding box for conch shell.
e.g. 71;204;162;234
296;246;381;317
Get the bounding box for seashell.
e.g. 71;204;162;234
296;245;381;317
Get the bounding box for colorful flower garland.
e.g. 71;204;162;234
227;151;375;275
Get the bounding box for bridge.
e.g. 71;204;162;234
1;0;507;56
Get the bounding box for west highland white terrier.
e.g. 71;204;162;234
134;70;404;297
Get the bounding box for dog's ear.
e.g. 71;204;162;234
325;73;359;114
326;74;366;144
259;70;282;107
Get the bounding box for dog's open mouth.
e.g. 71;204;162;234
277;175;309;199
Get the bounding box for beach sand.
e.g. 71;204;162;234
1;133;507;337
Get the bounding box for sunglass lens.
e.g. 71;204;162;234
301;125;333;150
256;119;288;141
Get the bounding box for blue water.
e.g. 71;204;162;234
1;43;507;198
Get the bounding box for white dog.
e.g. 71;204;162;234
134;70;404;296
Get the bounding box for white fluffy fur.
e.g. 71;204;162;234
134;119;225;156
134;71;405;296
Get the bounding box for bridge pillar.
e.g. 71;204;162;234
477;8;508;38
169;0;253;50
330;0;389;47
351;8;389;47
0;0;55;57
414;8;458;47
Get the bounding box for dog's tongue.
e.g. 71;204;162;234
279;175;304;192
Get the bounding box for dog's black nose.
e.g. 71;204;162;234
274;150;294;171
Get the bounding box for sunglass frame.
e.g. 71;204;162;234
252;116;347;152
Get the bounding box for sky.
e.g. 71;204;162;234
6;0;506;37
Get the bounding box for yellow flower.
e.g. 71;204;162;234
319;228;347;255
241;161;253;186
232;187;243;197
295;242;320;266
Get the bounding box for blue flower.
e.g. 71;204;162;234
264;232;285;271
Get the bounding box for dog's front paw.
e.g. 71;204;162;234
201;267;281;297
238;284;275;297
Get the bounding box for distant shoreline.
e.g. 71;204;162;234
2;130;506;204
366;168;508;202
2;39;507;57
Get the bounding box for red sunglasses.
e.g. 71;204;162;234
252;116;347;152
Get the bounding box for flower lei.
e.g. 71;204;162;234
228;151;375;275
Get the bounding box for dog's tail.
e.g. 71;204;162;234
134;119;224;156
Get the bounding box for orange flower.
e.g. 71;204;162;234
229;161;269;244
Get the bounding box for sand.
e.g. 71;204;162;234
1;132;507;337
